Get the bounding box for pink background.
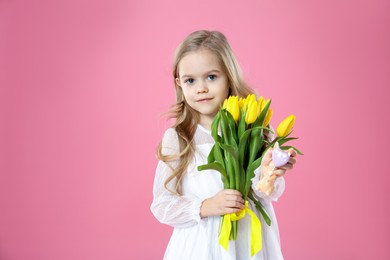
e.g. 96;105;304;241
1;0;389;259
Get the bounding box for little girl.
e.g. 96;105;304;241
151;30;297;260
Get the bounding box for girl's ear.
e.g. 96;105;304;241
175;78;181;88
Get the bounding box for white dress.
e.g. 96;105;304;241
151;125;286;260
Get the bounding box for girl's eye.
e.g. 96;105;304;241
208;75;217;81
185;78;194;85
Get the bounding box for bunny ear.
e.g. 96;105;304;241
274;141;280;149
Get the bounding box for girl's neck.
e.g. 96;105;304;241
198;115;214;130
197;124;212;134
198;121;212;130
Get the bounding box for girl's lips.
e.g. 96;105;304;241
197;98;213;103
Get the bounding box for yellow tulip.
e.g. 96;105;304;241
245;99;258;124
263;109;273;126
276;115;296;137
246;94;256;106
238;97;246;110
223;99;228;109
257;96;264;104
244;98;250;111
240;94;256;113
261;98;270;111
256;96;264;116
224;96;240;122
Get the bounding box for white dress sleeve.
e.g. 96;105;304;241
150;128;204;228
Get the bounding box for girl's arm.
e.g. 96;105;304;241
150;128;204;228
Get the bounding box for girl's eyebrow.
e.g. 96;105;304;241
181;69;221;80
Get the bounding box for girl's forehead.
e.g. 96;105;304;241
178;49;223;76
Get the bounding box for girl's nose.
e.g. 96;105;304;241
197;82;208;94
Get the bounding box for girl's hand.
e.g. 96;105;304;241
256;147;297;195
200;189;244;218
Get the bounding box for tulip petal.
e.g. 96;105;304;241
276;115;296;137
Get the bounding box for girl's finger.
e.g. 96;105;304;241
280;163;293;170
224;189;242;196
288;157;297;165
226;194;244;203
288;148;297;157
272;168;286;177
227;200;244;208
226;207;242;214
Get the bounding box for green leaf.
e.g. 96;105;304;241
213;141;225;165
220;110;236;147
238;109;247;139
280;145;304;155
238;128;252;167
218;142;240;190
268;136;298;148
247;125;273;165
225;154;235;189
277;137;298;146
197;162;229;187
251;126;272;133
208;144;216;163
266;127;275;135
253;99;272;128
197;162;227;178
248;193;272;226
211;112;221;141
219;110;229;143
218;142;239;162
225;109;238;145
244;157;262;196
248;127;263;165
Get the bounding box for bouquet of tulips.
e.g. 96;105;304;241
198;94;302;256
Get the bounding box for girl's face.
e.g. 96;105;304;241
176;49;230;129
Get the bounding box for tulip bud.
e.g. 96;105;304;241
223;99;228;109
246;94;256;105
261;99;270;111
263;109;273;126
276;115;296;137
257;96;264;106
245;99;258;124
238;97;245;110
225;96;240;122
256;96;264;117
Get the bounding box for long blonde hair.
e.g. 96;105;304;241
157;30;255;194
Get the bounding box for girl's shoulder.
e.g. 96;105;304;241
161;127;178;142
160;127;180;155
